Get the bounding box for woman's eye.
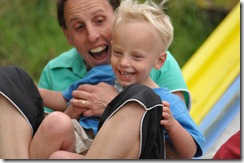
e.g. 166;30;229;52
97;19;103;24
95;17;105;25
74;24;84;31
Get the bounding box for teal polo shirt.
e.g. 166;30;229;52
150;51;191;109
38;48;191;113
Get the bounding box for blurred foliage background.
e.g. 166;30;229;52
0;0;239;82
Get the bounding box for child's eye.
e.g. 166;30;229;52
113;50;123;56
132;54;143;61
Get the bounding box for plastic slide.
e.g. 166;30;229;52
198;75;240;156
182;3;240;125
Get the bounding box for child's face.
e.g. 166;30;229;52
111;20;165;87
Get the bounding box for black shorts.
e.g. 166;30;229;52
0;66;44;134
98;84;165;159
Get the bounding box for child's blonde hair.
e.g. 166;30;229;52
113;0;174;52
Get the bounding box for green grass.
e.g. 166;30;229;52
0;0;235;82
0;0;71;81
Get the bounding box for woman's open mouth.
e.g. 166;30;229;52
89;45;109;61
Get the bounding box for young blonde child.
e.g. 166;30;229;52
32;0;205;159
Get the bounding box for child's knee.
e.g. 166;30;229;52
41;112;73;135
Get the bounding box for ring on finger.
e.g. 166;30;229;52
82;100;86;108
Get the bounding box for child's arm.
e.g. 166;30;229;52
38;88;68;112
160;101;197;159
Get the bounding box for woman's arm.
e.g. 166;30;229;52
38;88;68;112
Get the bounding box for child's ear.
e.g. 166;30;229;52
62;27;73;46
154;52;167;70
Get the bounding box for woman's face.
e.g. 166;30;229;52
62;0;115;69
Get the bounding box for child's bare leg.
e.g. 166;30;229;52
85;102;144;159
0;94;32;159
30;111;76;159
49;150;85;159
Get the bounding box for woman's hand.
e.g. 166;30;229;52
71;82;118;117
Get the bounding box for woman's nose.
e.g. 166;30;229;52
87;25;99;42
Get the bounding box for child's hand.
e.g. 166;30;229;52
65;100;87;120
160;101;175;131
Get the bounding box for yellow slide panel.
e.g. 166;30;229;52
182;3;240;125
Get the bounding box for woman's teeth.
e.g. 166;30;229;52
90;46;106;54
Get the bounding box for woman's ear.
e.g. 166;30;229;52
154;52;167;70
62;27;73;46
